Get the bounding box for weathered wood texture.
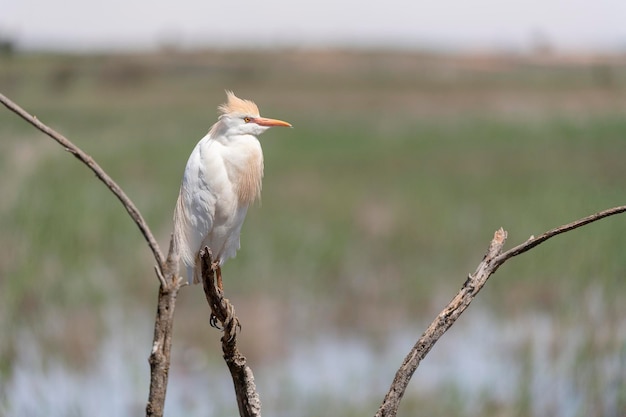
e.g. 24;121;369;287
201;247;262;417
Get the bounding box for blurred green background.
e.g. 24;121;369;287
1;49;626;416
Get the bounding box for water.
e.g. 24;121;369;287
2;299;625;417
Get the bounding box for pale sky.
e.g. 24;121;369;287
1;0;625;52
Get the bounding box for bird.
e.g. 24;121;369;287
173;91;292;287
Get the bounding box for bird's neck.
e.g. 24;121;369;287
219;137;264;206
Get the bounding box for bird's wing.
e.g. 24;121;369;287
173;138;218;272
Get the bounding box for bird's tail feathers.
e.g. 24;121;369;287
192;255;202;285
183;256;203;285
173;190;198;283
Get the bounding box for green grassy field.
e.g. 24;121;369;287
1;50;625;416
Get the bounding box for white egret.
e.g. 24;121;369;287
173;91;291;286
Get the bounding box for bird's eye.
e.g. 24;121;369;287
243;117;251;123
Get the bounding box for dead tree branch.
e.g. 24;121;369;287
0;92;165;269
200;247;262;417
375;228;507;417
495;205;626;261
146;239;182;417
376;204;626;417
0;92;182;417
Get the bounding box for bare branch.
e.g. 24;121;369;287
376;204;626;417
0;92;165;269
1;92;182;417
375;228;507;417
154;266;167;288
495;204;626;262
146;278;182;417
200;247;262;417
146;238;183;417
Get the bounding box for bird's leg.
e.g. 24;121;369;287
209;262;225;330
210;259;223;291
216;265;223;291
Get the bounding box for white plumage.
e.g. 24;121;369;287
173;91;291;285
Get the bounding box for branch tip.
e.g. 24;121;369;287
494;228;507;244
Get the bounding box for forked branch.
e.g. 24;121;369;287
0;92;181;417
376;204;626;417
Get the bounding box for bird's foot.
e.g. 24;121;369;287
209;313;222;330
222;315;241;343
208;303;241;341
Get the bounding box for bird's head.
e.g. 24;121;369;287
217;91;291;137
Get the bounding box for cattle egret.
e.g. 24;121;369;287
173;91;292;286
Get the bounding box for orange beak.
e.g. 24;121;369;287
251;117;292;128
